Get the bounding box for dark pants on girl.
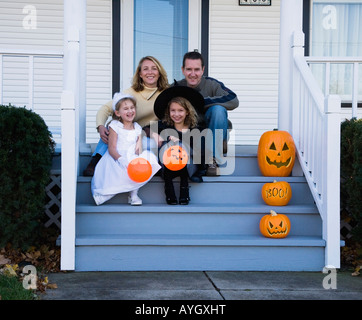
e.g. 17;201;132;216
163;166;189;205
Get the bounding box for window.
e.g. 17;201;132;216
311;0;362;57
134;0;189;81
310;0;362;102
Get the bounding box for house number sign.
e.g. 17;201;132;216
239;0;271;5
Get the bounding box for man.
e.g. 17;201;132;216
174;51;239;175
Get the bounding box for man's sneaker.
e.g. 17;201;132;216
206;158;220;176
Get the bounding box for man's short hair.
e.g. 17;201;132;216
182;51;205;68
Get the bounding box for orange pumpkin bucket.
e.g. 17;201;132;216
127;157;152;182
162;145;189;171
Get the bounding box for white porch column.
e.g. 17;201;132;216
278;0;303;132
61;0;86;271
63;0;87;150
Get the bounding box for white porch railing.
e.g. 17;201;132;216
0;50;63;140
291;34;341;268
306;57;362;119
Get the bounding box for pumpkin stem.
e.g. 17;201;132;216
270;210;277;216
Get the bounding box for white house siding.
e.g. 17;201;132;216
0;0;112;144
86;0;112;144
0;0;64;139
209;0;281;145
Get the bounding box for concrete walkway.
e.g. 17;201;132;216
41;270;362;300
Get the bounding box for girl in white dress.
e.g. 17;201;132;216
91;93;161;205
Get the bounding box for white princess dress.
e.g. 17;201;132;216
91;120;161;205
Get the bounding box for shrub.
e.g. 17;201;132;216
340;118;362;244
0;104;55;249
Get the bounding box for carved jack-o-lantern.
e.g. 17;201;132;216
259;210;291;238
261;180;292;206
162;145;189;171
257;129;296;177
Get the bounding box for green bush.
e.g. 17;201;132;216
340;118;362;244
0;104;55;249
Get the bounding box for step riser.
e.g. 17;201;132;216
76;212;322;237
79;154;263;176
77;180;314;205
75;246;325;271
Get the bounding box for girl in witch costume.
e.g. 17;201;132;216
150;86;207;205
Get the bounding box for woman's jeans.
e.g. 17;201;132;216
92;136;157;157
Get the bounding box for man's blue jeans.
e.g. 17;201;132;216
204;105;228;165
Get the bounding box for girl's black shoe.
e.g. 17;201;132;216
179;186;190;205
166;197;178;205
165;181;177;205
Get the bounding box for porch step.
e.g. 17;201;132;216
76;234;325;247
75;234;325;271
74;146;327;271
75;204;321;237
76;176;314;205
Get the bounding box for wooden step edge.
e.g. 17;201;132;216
77;175;308;183
76;203;319;214
75;234;326;247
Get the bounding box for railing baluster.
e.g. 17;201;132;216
325;62;330;96
352;62;359;118
306;56;361;120
0;54;3;105
28;55;34;111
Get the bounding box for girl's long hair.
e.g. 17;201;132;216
163;97;198;129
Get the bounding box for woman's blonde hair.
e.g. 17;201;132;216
163;97;198;128
131;56;169;92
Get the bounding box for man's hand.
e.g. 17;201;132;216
98;125;109;144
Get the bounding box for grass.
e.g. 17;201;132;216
0;274;35;300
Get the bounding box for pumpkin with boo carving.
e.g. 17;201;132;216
261;180;292;206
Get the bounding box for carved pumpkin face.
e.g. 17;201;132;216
257;129;296;177
260;210;291;238
162;145;189;171
261;180;292;206
127;157;152;182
